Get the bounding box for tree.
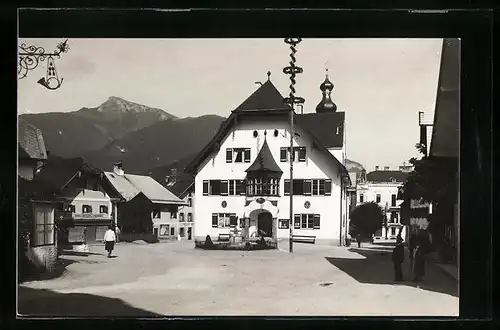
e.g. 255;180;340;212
349;202;385;240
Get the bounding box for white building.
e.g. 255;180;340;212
185;73;351;246
165;173;195;240
356;166;410;242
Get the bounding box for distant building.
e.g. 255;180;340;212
165;172;195;240
104;162;186;240
356;166;409;242
186;73;351;246
34;157;120;248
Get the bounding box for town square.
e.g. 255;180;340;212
18;33;459;317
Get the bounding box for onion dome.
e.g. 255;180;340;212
316;69;337;113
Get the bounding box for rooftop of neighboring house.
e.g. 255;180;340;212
18;176;59;203
164;173;195;199
365;170;410;183
105;165;185;205
430;38;459;159
18;120;48;161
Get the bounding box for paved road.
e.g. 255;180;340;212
18;241;458;317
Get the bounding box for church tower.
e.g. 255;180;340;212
315;68;338;113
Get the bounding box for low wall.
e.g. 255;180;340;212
28;245;58;272
119;233;159;244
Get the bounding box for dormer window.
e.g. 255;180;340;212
226;148;251;163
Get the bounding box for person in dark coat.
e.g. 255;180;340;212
408;231;417;272
412;238;426;282
392;235;405;281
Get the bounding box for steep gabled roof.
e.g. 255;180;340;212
104;172;185;205
185;80;350;184
234;80;292;112
296;112;345;148
245;138;282;174
35;157;84;192
18;120;48;161
366;170;409;183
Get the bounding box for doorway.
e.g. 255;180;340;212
180;227;185;238
257;211;273;237
187;227;192;240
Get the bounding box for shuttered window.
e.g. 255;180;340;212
230;215;237;228
203;181;209;196
244;149;251;163
236;180;246;195
324;179;332;196
303;179;312;195
284;180;290;195
212;213;218;228
226;149;233;163
280;148;287;162
220;180;229;195
298;147;306;162
313;214;321;229
293;214;301;229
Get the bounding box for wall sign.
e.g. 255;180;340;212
304;201;311;209
221;201;227;208
279;219;290;229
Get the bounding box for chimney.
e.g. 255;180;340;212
113;161;124;176
384;166;389;171
375;166;379;171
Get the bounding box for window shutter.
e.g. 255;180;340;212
325;179;332;196
220;180;229;195
226;149;233;163
230;214;237;227
238;180;246;195
313;214;321;229
280;148;287;162
212;213;218;227
298;147;306;162
303;179;312;196
284;180;290;195
203;180;209;196
244;149;251;163
294;214;301;229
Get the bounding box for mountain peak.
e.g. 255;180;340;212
96;96;174;120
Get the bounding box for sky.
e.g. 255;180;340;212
18;38;443;171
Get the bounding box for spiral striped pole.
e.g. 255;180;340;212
283;38;305;253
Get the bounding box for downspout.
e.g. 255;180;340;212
339;174;343;246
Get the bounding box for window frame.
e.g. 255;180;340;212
99;205;109;214
376;194;381;203
293;213;320;230
32;204;55;246
82;204;92;214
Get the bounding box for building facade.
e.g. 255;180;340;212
356;167;409;242
18;121;59;272
186;74;351;246
104;162;186;241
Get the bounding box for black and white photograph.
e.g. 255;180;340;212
17;36;460;317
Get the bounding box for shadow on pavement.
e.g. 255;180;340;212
18;286;161;317
59;250;103;257
325;247;458;298
19;258;78;284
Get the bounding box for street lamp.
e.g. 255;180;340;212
283;38;305;253
18;39;69;90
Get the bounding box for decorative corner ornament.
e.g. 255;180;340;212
18;39;69;90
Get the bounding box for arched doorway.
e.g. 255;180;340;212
258;211;273;237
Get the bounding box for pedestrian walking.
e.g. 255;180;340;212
104;225;116;258
408;231;417;272
412;241;426;282
392;235;404;281
115;225;121;243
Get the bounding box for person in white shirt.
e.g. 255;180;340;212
103;225;116;258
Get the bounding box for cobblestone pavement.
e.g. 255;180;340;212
18;241;459;317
